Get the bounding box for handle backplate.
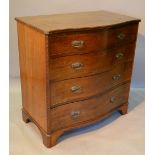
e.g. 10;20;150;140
72;40;84;48
112;74;121;80
115;52;124;60
71;62;83;70
71;85;81;93
117;33;126;40
110;96;116;103
71;111;80;119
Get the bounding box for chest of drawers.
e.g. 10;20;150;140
15;10;140;148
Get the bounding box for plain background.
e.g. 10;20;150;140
8;1;145;154
4;1;155;155
9;0;145;88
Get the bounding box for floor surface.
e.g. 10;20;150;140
10;79;145;155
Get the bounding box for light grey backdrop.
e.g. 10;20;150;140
10;0;145;88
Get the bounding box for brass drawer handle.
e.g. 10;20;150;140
71;85;81;93
71;111;80;119
117;33;126;40
72;40;84;48
112;74;121;80
110;96;116;103
115;52;124;60
71;62;83;70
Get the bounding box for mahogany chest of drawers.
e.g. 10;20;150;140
15;10;140;148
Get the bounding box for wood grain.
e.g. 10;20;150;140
50;61;132;107
15;10;140;34
17;22;50;133
22;102;129;147
49;43;136;81
51;83;130;131
16;11;140;148
49;24;138;57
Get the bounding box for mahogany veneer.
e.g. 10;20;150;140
16;10;140;148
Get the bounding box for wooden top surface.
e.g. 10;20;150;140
15;10;140;34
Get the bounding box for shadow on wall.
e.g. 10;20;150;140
131;34;145;88
58;88;144;144
128;88;145;112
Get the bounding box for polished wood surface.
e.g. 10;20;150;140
50;43;136;81
16;11;140;148
15;10;140;34
22;102;128;148
50;62;132;107
49;24;138;57
51;83;130;131
17;22;50;133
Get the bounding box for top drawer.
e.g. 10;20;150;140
49;23;138;57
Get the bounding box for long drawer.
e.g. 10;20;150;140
49;23;138;57
50;61;132;107
50;83;130;131
49;43;135;81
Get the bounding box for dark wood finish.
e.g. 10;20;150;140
22;109;31;123
16;10;140;148
118;103;128;115
22;102;128;148
50;43;136;81
50;62;132;107
51;83;130;131
49;24;138;57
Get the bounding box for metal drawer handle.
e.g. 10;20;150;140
71;62;83;70
72;40;84;48
71;111;80;119
112;74;121;80
110;96;116;103
117;33;126;40
115;52;124;60
71;85;81;93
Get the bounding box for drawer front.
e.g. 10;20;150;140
51;83;130;131
49;23;138;57
50;44;135;81
50;61;132;107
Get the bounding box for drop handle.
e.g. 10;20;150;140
115;52;124;60
71;85;81;93
117;33;126;40
110;96;116;103
71;62;83;70
71;111;80;119
72;40;84;48
112;74;121;80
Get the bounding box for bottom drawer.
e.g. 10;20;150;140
50;83;130;131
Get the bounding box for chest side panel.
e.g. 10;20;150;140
17;22;49;132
